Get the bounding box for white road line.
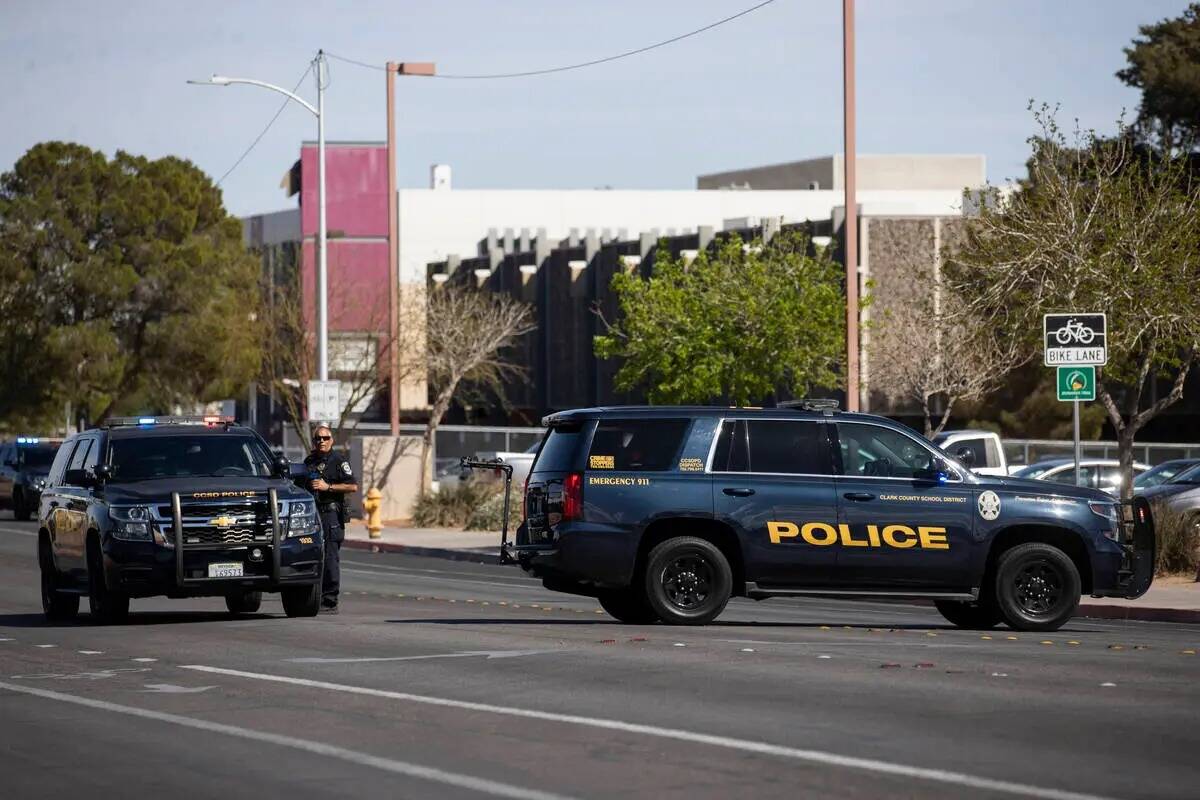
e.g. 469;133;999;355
0;526;36;537
342;560;534;583
288;650;556;665
181;664;1115;800
0;680;573;800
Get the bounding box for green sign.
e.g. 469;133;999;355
1057;366;1096;401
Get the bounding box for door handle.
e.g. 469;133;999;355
843;492;875;502
723;487;756;497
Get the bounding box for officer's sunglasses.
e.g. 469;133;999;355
313;435;332;442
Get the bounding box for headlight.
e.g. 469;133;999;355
1088;501;1120;540
111;505;156;542
286;499;320;538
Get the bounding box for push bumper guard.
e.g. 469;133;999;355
172;489;282;587
459;457;518;565
1113;496;1155;600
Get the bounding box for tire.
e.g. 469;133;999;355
13;489;31;522
281;584;321;618
597;588;659;624
86;538;129;625
643;536;733;626
994;543;1081;632
40;537;79;621
225;590;263;614
934;599;1001;629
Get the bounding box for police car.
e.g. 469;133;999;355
0;437;61;521
37;416;324;623
508;405;1155;631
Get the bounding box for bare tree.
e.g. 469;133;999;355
947;106;1200;497
870;290;1024;437
421;285;535;493
258;273;420;451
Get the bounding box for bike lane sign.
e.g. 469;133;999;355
1044;313;1107;366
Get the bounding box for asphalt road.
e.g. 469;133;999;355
0;515;1196;800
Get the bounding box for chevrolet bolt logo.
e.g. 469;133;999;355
209;515;239;528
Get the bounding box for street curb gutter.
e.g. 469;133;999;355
342;541;1200;623
342;539;502;565
1076;603;1200;625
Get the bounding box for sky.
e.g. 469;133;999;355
1;0;1187;217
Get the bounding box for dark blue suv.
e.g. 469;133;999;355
512;406;1155;631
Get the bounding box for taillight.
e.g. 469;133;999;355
562;472;583;521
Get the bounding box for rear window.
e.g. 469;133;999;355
587;419;689;472
532;424;585;473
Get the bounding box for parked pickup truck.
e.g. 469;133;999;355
932;430;1008;476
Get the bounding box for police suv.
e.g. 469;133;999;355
0;437;60;521
37;416;324;623
509;405;1155;631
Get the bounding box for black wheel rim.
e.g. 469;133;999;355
1012;558;1065;616
661;554;713;611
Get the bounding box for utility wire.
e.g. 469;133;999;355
216;63;314;187
325;0;776;79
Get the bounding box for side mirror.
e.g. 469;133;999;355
274;456;291;478
954;446;976;467
63;468;96;488
93;464;113;482
916;457;950;483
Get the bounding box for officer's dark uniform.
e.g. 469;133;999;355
303;449;355;609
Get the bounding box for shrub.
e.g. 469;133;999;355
410;479;497;528
1155;509;1200;576
466;489;523;533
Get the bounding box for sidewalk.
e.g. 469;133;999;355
343;521;503;563
342;522;1200;623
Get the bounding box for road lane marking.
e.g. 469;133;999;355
132;658;158;663
287;650;557;665
0;526;36;537
342;560;536;585
141;684;216;694
181;665;1116;800
0;680;574;800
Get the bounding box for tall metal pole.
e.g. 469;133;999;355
842;0;860;412
1073;399;1081;486
386;63;400;436
316;51;329;382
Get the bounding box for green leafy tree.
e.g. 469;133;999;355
0;141;261;429
595;232;846;406
947;109;1200;498
1117;3;1200;154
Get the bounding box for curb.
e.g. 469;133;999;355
342;538;503;565
1076;603;1200;625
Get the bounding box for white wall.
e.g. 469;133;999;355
396;188;966;284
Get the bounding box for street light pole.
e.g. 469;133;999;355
188;53;329;380
842;0;859;413
315;51;328;381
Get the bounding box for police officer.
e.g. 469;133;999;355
303;425;357;613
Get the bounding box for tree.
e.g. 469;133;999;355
1117;3;1200;155
421;286;534;493
946;109;1200;497
869;287;1023;438
594;232;847;406
257;269;420;449
0;141;261;429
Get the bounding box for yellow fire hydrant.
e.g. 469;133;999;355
364;487;383;540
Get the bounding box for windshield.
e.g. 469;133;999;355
1135;461;1196;488
107;435;275;481
1012;463;1058;479
18;446;57;470
1170;463;1200;485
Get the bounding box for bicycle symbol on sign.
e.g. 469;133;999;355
1054;318;1096;345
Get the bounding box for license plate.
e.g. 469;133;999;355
208;562;244;578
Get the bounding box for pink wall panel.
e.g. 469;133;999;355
301;240;391;333
300;144;389;238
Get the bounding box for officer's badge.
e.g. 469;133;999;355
317;463;326;473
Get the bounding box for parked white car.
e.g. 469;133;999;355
1011;458;1150;496
931;429;1008;476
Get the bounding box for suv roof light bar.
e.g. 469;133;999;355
777;399;840;415
105;415;237;428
